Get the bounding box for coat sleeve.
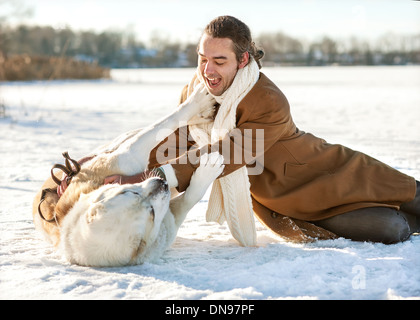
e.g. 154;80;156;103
171;82;296;192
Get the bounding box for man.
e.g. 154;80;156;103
111;16;420;244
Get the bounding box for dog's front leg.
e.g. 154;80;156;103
169;152;224;228
115;84;215;176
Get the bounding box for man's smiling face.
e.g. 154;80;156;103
197;34;248;96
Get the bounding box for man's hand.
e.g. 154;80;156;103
103;175;123;185
103;171;154;185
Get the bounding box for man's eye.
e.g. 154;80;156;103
215;62;224;66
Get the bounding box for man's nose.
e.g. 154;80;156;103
204;61;215;76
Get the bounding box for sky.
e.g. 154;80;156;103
5;0;420;44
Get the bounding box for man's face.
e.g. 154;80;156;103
197;34;248;96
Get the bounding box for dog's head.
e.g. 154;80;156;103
60;177;171;267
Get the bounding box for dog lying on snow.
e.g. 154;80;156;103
32;84;224;267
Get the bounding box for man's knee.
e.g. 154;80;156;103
380;211;411;244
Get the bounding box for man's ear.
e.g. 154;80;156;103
238;51;249;69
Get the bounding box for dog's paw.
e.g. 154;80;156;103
187;106;216;126
191;152;224;187
190;83;216;113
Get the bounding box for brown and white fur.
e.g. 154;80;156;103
32;84;224;267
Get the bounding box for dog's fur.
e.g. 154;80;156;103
32;84;223;267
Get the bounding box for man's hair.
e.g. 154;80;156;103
202;15;264;69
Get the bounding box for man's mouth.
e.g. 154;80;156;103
206;76;222;88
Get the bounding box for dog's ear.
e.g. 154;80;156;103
86;203;103;224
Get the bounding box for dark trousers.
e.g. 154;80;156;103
313;181;420;244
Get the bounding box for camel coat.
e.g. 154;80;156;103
148;73;416;242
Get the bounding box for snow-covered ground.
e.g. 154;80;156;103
1;66;419;300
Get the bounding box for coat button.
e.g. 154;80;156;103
271;212;278;218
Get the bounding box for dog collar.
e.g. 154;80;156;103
38;152;81;223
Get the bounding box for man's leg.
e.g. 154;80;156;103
313;207;413;244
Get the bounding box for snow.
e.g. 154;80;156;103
1;66;419;300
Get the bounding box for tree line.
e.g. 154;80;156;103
1;24;419;68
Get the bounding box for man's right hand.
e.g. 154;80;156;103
104;172;149;185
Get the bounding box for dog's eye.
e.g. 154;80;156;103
150;206;155;221
121;190;140;196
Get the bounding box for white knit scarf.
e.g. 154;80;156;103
186;58;259;246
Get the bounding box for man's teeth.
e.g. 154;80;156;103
207;77;220;85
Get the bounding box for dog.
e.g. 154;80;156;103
32;84;224;267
